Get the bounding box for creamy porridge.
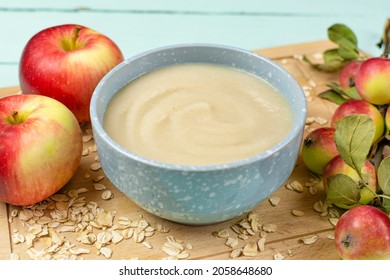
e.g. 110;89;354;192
103;63;293;166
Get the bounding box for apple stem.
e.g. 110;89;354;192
61;26;82;51
7;111;23;125
71;26;82;50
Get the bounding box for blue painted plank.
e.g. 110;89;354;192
0;0;389;87
0;0;388;15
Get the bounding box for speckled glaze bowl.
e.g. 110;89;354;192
90;44;306;225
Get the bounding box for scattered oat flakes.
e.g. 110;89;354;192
238;233;248;240
328;208;340;218
229;248;242;258
327;233;335;240
329;218;339;227
69;247;91;255
301;235;319;245
225;237;239;248
37;216;52;225
10;253;20;260
309;185;318;195
257;237;266;252
242;241;258;257
93;175;105;182
88;144;97;152
11;209;18;218
162;240;184;257
293;54;303;60
269;196;280;206
308;79;317;88
82;134;93;143
94;183;107;191
77;187;89;194
82;148;89;156
101;190;114;200
313;200;328;213
99;247;112;259
213;229;229;238
291;210;305;217
262;224;277;233
273;252;285;260
289;180;304;193
90;162;102;171
142;241;153;249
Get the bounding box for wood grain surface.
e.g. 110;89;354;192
0;40;342;260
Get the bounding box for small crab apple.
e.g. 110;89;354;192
301;127;339;175
322;155;377;209
331;99;384;144
339;60;363;89
334;205;390;260
354;57;390;105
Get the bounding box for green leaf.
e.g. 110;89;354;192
328;23;358;47
326;174;361;207
343;87;362;100
338;42;360;60
378;156;390;194
334;114;375;172
303;55;346;72
304;23;361;73
323;49;344;62
328;24;359;61
318;90;349;105
326;82;362;100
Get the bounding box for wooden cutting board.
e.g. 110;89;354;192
0;40;342;260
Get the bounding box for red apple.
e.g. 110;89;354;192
19;24;124;123
339;60;363;89
354;57;390;105
301;127;339;175
0;94;83;205
330;99;384;144
323;155;377;209
334;205;390;260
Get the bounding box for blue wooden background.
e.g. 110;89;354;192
1;0;389;87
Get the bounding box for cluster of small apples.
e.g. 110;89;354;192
0;24;124;206
302;52;390;259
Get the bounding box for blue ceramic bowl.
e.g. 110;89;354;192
90;44;306;225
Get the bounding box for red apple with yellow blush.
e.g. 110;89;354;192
331;99;384;144
322;155;377;209
334;205;390;260
354;57;390;105
0;94;83;206
301;127;339;175
339;60;363;89
19;24;124;123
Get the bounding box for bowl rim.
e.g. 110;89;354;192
90;43;307;172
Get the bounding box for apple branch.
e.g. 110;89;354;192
379;18;390;58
